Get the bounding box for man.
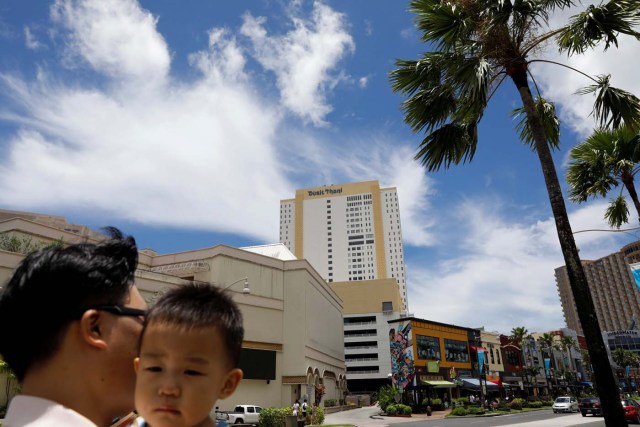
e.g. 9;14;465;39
0;227;147;427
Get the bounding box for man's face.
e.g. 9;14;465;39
103;285;148;416
134;323;236;427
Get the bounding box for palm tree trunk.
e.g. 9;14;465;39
509;67;627;426
621;170;640;223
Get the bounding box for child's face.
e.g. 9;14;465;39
134;323;242;427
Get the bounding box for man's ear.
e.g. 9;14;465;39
218;368;243;399
78;310;108;350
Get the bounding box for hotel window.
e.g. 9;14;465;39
417;335;441;360
444;339;470;363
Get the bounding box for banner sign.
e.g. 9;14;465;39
477;351;485;375
630;262;640;290
544;358;551;376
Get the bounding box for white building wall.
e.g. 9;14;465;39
279;200;295;254
344;312;400;380
380;189;407;309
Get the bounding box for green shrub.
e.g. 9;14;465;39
541;399;553;406
528;400;543;408
386;405;398;415
450;407;469;416
324;399;337;407
311;406;324;425
454;397;469;406
398;404;412;415
466;406;485;415
508;398;525;410
377;385;401;412
259;407;291;427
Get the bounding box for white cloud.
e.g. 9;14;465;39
50;0;170;84
0;0;299;242
24;26;43;50
406;197;624;334
358;76;369;88
531;2;640;138
239;1;355;126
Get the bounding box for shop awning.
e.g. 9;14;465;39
420;379;457;388
488;379;512;388
470;345;488;352
460;378;499;391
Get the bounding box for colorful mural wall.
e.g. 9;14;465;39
389;321;414;388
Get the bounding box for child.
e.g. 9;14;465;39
134;283;244;427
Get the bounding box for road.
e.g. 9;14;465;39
324;406;607;427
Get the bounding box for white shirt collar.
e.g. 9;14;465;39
3;395;97;427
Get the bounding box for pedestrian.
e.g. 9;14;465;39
0;228;146;426
302;398;308;420
293;400;300;417
133;283;244;427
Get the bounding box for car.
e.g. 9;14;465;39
225;405;263;425
579;396;602;417
621;399;640;424
552;396;579;413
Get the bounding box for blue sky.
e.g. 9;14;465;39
1;0;639;335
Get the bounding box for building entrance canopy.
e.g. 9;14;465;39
419;379;456;388
460;378;499;391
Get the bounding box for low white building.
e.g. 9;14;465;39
0;212;347;409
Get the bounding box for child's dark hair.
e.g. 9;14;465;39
140;282;244;367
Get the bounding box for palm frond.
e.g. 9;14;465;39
566;126;640;204
604;195;630;228
557;0;640;55
411;0;475;50
510;97;560;150
414;122;478;172
575;75;640;130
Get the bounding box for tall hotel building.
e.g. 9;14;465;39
279;180;408;310
555;241;640;335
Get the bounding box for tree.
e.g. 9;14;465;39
559;335;578;374
538;333;559;394
612;348;638;391
509;327;530;395
389;1;640;424
0;358;19;406
567;126;640;228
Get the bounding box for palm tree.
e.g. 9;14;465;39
538;333;558;393
612;348;637;392
567;126;640;228
389;1;640;424
510;327;529;395
559;336;578;373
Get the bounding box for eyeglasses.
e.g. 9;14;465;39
87;305;147;319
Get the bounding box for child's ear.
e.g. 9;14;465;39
218;368;243;399
133;357;140;373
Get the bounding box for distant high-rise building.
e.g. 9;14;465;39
555;241;640;335
280;180;408;310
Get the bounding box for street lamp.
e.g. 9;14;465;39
222;277;250;294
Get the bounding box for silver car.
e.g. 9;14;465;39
553;396;579;413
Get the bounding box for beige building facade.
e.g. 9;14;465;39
330;279;403;392
0;211;347;409
280;180;408;310
555;241;640;335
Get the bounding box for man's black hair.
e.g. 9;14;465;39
140;282;244;367
0;227;138;381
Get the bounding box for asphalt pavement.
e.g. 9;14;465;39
324;405;606;427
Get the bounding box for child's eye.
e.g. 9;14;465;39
185;369;204;376
146;366;162;372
